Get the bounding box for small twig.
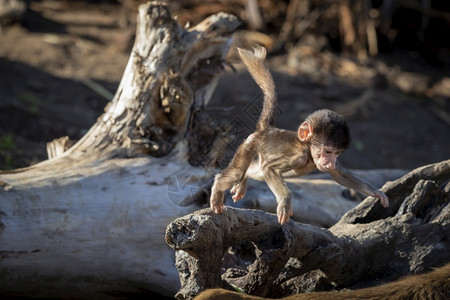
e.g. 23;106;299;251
245;0;264;30
75;77;114;101
430;106;450;126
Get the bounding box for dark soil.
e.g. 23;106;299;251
0;0;449;172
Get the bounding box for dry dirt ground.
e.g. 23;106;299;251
0;1;449;171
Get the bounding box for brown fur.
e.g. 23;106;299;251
210;46;388;224
237;47;276;132
305;109;351;150
194;263;450;300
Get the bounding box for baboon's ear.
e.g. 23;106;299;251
298;122;313;141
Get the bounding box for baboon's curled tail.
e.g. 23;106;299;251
238;46;276;132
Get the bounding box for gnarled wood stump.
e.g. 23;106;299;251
0;2;239;298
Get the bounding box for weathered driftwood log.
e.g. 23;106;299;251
166;159;450;299
0;2;240;298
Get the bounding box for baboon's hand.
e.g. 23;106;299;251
277;202;293;225
210;191;224;214
230;181;247;202
373;190;389;208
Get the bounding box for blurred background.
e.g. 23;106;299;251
0;0;449;170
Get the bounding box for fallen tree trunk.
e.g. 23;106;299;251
166;159;450;299
0;2;240;298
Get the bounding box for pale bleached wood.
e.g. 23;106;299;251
0;2;239;298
